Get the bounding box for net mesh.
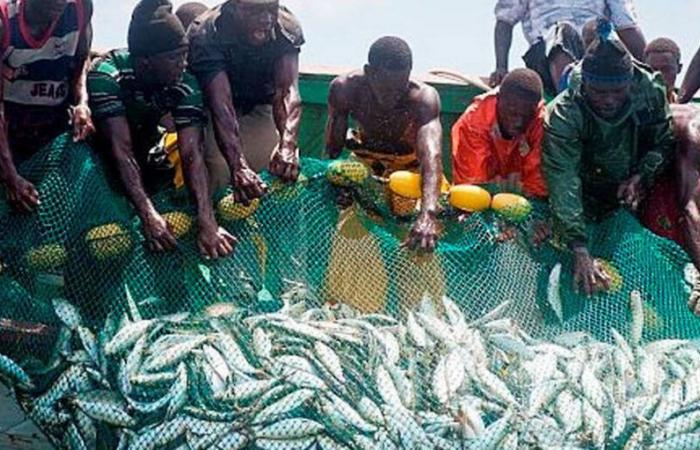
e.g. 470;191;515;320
0;134;698;449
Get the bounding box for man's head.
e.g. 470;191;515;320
581;19;633;120
644;38;682;94
496;69;543;139
228;0;279;47
364;36;413;109
25;0;68;24
129;0;189;87
175;2;208;30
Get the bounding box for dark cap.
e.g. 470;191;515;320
128;0;188;58
582;19;633;85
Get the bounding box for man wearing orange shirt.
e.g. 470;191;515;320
451;69;547;199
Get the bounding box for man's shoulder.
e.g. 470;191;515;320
459;91;499;129
180;72;202;94
187;5;222;43
545;88;584;128
632;61;668;101
277;6;304;48
409;79;439;103
331;71;365;96
90;49;130;78
407;80;440;120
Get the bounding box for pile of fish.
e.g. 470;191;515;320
2;290;700;449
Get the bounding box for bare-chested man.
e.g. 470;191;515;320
326;37;443;253
670;104;700;316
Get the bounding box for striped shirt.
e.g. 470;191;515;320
495;0;638;45
88;49;205;142
1;0;86;108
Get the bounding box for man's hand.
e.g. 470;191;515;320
143;212;177;253
5;175;39;212
406;212;439;253
269;144;300;183
618;174;644;211
197;224;237;260
232;163;267;205
688;277;700;316
573;246;611;296
69;104;95;142
532;220;552;246
496;226;517;242
489;68;508;87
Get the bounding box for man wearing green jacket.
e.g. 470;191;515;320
543;21;675;296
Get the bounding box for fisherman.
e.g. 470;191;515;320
644;38;682;103
490;0;646;96
0;0;94;212
543;20;675;296
639;38;700;274
451;68;547;199
325;37;444;253
557;18;609;93
673;105;700;315
88;0;236;259
175;2;207;30
187;0;304;204
639;38;685;248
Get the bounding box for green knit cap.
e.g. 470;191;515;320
582;19;633;85
128;0;188;58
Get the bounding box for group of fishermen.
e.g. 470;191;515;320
1;0;700;304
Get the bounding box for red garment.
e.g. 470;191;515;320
640;175;685;246
451;91;548;198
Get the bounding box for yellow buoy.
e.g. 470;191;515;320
162;212;193;239
491;193;532;223
326;161;370;187
25;244;67;271
388;171;422;199
449;184;492;212
218;195;260;222
85;223;133;261
270;174;308;200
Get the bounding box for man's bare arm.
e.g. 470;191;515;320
491;20;513;87
270;52;302;182
74;0;92;107
101;116;176;251
178;126;236;258
204;72;266;203
407;87;443;252
205;72;244;170
325;77;351;159
616;26;646;61
0;20;39;212
680;47;700;104
70;0;94;141
415;88;443;218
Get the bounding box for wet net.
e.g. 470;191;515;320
0;134;698;449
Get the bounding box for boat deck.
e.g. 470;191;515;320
0;385;52;449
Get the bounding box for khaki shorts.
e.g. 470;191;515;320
204;104;280;193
